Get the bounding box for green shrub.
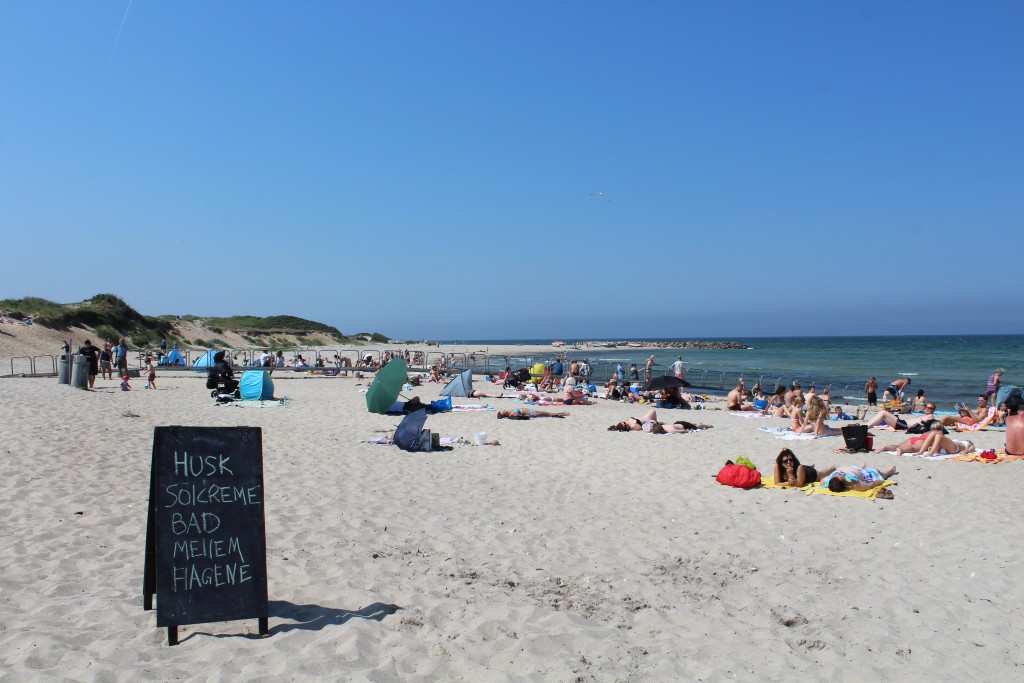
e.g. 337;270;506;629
94;325;120;344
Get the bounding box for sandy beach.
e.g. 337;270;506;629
0;348;1021;682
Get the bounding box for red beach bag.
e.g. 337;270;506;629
716;462;762;489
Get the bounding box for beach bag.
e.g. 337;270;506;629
753;399;769;411
841;424;869;451
716;461;762;489
429;397;452;413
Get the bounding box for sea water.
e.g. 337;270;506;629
451;335;1023;408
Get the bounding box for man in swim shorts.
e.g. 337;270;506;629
864;377;878;407
886;377;911;401
726;383;755;411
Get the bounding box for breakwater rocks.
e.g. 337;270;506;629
575;340;750;350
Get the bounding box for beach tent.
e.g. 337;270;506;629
240;370;274;400
440;368;473;398
192;349;221;370
996;385;1021;406
161;347;185;366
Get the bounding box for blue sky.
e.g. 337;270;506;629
2;0;1021;340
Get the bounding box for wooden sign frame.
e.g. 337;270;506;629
144;426;268;645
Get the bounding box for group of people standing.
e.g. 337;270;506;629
73;337;131;389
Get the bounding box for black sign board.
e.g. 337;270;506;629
144;426;268;645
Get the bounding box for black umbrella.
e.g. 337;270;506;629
642;375;690;392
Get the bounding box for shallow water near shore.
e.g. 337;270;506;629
449;335;1023;407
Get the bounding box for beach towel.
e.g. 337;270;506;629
955;407;997;432
451;404;495;412
360;436;467;447
729;412;774;419
757;427;836;440
760;476;897;499
759;476;813;492
808;480;896;499
951;450;1024;464
214;398;285;408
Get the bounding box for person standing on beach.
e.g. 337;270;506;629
628;363;639;381
115;338;129;379
78;339;100;389
644;355;655;382
865;377;878;407
99;342;113;380
987;369;1004;404
670;356;685;380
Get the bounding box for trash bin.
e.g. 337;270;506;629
71;354;90;390
57;354;71;385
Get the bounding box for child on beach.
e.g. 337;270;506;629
146;360;156;389
120;375;131;391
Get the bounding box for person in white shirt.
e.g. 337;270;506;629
670;356;684;379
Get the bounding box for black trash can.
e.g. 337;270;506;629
57;354;71;385
71;355;90;389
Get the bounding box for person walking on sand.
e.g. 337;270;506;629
864;376;880;409
99;341;113;380
146;358;157;389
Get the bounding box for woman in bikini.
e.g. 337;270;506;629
763;385;788;417
874;421;973;456
792;397;843;439
911;389;928;413
607;409;712;434
773;448;835;487
497;407;568;419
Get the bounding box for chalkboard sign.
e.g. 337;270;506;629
144;426;268;645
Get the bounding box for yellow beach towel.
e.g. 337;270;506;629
759;476;896;499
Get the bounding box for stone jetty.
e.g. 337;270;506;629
574;340;750;350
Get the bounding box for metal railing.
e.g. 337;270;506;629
0;346;855;398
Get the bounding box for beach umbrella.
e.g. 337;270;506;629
365;358;408;414
440;368;472;397
393;408;428;452
642;375;689;392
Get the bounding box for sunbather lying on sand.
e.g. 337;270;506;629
497;408;568;419
773;448;836;487
822;465;897;497
873;421;973;457
607;409;712;434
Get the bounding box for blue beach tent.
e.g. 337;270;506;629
161;347;185;366
440;368;472;398
240;370;274;400
192;349;221;369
